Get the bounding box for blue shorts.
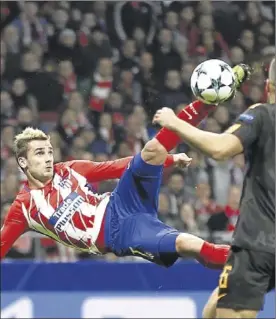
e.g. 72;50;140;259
104;153;180;267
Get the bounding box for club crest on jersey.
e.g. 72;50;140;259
58;177;72;189
238;113;254;123
49;192;84;232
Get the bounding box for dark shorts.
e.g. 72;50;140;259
104;153;180;267
217;246;275;311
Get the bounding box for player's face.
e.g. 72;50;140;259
24;140;54;182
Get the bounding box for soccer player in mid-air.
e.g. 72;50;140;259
0;64;249;271
153;58;275;318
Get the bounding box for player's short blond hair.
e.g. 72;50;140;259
14;127;50;159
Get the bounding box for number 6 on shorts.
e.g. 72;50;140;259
219;265;233;289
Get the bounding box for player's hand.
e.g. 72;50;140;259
153;107;178;130
173;153;192;168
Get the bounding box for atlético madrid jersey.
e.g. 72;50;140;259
1;155;174;259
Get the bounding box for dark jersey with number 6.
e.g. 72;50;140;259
225;103;275;254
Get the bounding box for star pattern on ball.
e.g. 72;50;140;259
190;60;236;104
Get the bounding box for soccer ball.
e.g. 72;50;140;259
190;59;236;104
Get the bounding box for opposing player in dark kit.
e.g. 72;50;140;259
153;58;275;318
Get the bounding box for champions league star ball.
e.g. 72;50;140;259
190;59;236;104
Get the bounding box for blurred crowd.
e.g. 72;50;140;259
1;1;275;261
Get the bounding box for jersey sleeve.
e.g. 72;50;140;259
225;103;264;150
65;157;133;183
65;155;175;183
0;200;28;259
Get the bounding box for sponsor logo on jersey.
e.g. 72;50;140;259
183;103;199;120
238;113;254;123
189;103;199;115
183;109;192;120
49;192;84;232
58;178;72;189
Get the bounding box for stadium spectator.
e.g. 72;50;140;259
163;70;189;108
158;192;177;228
135;51;159;116
179;203;199;233
1;91;17;126
112;1;157;46
194;182;222;231
149;28;182;82
207;185;241;232
89;57;113;126
1;125;16;162
162;170;195;217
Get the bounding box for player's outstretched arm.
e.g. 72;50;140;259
66;157;133;182
0;201;28;260
66;154;181;183
153;104;263;161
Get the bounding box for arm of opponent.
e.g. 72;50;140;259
65;154;176;183
0;201;28;260
153;104;264;161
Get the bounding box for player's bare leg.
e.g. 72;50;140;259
202;288;259;318
216;308;258;318
202;287;218;318
202;284;260;318
202;287;259;319
175;233;229;268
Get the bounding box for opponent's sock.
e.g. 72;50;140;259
199;242;230;269
155;100;216;152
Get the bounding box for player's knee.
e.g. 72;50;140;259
175;235;189;255
175;233;203;258
141;138;167;165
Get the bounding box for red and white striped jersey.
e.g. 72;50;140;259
0;155;175;259
0;158;133;258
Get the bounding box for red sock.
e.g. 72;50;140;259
155;100;216;152
199;242;230;269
